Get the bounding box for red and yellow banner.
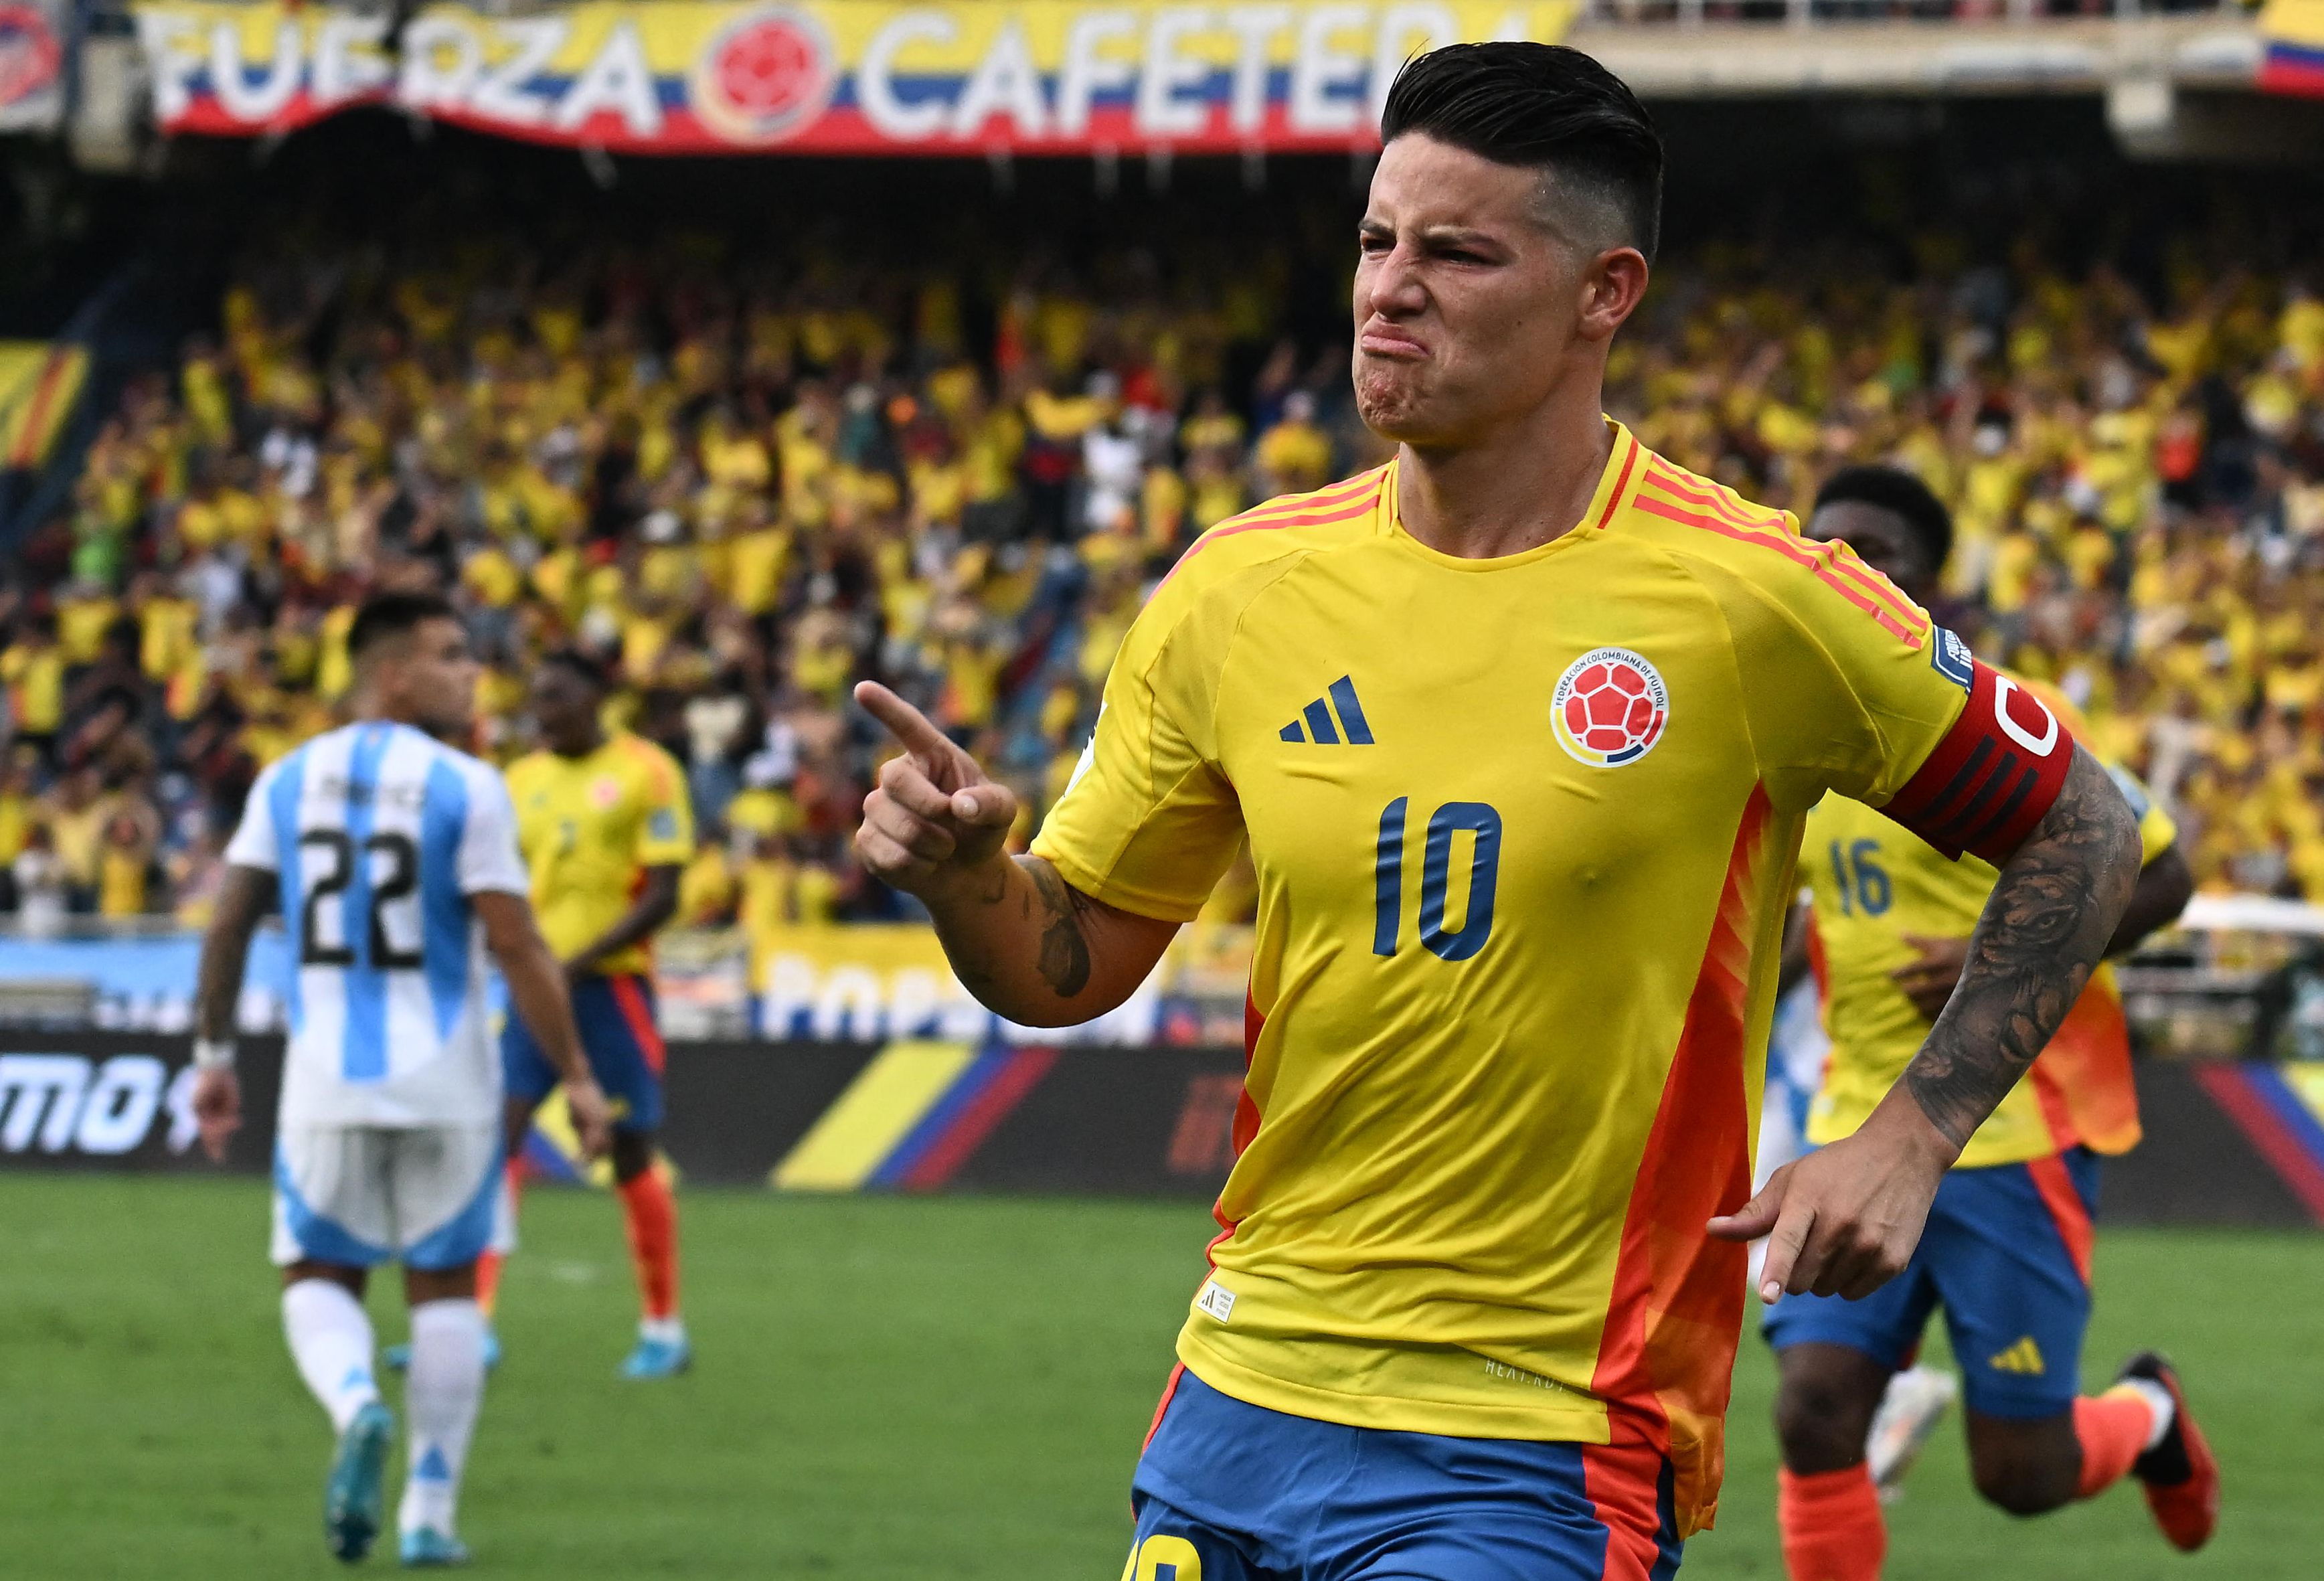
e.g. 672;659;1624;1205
134;0;1578;155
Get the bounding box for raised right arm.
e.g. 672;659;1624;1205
851;682;1179;1026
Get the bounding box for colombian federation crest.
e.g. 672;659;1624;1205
690;5;836;147
1552;647;1669;768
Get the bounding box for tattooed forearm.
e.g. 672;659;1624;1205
917;852;1175;1026
193;865;272;1041
1902;746;2140;1150
1024;857;1094;999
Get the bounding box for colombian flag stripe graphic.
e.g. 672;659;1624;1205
2191;1061;2324;1224
768;1037;1058;1192
772;1039;980;1190
878;1044;1058;1190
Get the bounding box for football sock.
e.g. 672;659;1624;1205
617;1169;681;1327
2075;1386;2163;1498
1778;1465;1887;1581
282;1278;382;1435
400;1299;486;1537
474;1251;506;1323
478;1160;525;1320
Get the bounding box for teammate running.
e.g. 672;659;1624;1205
1767;465;2218;1580
190;590;613;1567
491;649;694;1378
851;44;2143;1578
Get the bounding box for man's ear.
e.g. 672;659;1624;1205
1576;247;1651;345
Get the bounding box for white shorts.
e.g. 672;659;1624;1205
271;1123;502;1272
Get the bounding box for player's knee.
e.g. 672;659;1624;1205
610;1131;655;1182
1969;1450;2075;1516
1774;1372;1873;1471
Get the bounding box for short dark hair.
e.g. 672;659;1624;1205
1814;465;1954;574
541;647;612;693
347;591;460;664
1380;43;1664;264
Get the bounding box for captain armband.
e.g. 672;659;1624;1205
1880;659;2072;865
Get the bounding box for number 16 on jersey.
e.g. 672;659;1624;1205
1374;797;1502;961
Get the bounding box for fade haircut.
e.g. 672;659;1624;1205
347;590;461;665
1380;43;1664;264
1815;464;1955;574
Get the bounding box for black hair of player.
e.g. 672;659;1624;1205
1378;43;1664;264
347;590;461;663
541;647;613;695
1814;464;1955;574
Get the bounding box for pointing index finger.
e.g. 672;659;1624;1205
855;681;960;766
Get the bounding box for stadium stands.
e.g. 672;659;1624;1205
1;147;2322;946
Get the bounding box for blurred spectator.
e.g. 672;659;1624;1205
11;824;66;936
7;176;2324;928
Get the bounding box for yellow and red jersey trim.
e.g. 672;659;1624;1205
1633;461;1929;649
1157;468;1388;590
1590;784;1780;1537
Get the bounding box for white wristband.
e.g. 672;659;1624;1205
191;1038;238;1071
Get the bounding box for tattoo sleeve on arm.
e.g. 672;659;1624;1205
1902;746;2141;1150
1025;857;1094;999
194;865;274;1042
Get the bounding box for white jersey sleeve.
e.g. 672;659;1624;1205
456;765;529;898
223;759;286;871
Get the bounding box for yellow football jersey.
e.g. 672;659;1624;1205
505;733;694;977
1033;422;2008;1535
1803;685;2176;1169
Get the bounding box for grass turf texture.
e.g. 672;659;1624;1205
2;1175;2316;1578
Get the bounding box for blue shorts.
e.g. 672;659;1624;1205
501;973;666;1133
1762;1148;2100;1420
1127;1369;1682;1581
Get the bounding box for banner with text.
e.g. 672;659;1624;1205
133;0;1578;155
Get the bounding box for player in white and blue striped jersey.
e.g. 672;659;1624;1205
191;592;612;1568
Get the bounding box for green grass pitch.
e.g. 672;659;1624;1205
3;1173;2317;1578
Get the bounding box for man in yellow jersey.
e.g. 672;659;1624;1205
855;46;2141;1578
1766;467;2216;1581
497;649;695;1378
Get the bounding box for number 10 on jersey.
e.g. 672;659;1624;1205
1373;798;1502;961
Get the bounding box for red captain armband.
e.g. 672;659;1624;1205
1880;658;2073;864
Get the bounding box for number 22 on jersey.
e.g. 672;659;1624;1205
1372;797;1502;961
297;829;424;969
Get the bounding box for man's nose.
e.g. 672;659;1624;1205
1363;247;1428;318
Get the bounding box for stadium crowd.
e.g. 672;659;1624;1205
3;200;2323;934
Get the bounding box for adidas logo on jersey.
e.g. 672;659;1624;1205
1280;675;1374;745
1989;1337;2047;1376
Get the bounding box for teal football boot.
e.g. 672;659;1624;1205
323;1400;394;1562
618;1333;691;1380
398;1527;471;1568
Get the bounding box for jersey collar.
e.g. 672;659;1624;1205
1383;418;1643;572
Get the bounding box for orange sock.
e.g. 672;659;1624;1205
2074;1388;2154;1499
477;1161;524;1320
616;1169;681;1323
1779;1465;1886;1581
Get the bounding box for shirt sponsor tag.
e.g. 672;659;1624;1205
1195;1279;1236;1324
